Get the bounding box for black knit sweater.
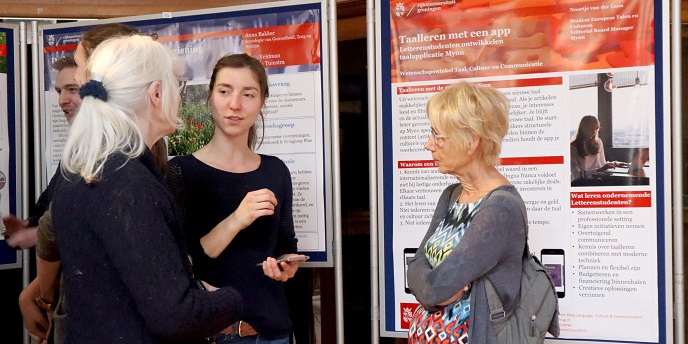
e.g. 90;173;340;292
52;149;242;343
167;154;298;339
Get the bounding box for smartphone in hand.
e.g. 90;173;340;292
277;255;310;263
256;255;310;266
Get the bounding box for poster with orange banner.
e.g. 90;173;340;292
39;0;333;266
378;0;670;342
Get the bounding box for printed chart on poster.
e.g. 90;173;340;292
377;0;669;342
39;0;333;266
0;23;22;269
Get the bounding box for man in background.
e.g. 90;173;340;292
3;55;80;249
6;55;81;342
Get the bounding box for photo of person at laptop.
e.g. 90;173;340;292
570;115;630;185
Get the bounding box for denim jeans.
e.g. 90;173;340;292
212;333;290;344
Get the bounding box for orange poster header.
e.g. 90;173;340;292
390;0;653;82
570;191;652;208
398;156;563;168
44;23;321;68
501;156;564;165
398;160;437;168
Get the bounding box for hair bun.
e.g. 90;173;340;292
79;80;108;102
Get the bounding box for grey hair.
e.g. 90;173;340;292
61;34;183;183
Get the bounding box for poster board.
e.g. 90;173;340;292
0;23;23;269
38;0;333;266
376;0;671;342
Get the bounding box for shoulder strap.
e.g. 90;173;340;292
491;189;530;256
451;184;513;326
484;188;530;327
448;184;462;210
485;278;508;328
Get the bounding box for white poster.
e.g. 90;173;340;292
379;0;669;342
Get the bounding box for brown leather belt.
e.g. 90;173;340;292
220;320;258;337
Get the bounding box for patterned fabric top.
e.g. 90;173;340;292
425;198;483;268
417;197;483;342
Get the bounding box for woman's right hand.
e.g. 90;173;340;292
597;162;615;172
230;189;278;230
438;284;471;306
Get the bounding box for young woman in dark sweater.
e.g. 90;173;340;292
167;54;306;344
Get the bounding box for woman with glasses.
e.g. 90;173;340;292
50;34;242;344
167;53;306;344
406;81;527;344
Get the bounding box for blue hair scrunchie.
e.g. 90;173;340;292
79;80;108;102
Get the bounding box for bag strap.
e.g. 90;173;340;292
449;184;462;208
483;188;530;327
450;185;531;256
449;185;530;325
485;278;507;327
491;188;530;257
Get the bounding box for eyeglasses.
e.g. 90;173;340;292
178;77;188;96
430;128;447;144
